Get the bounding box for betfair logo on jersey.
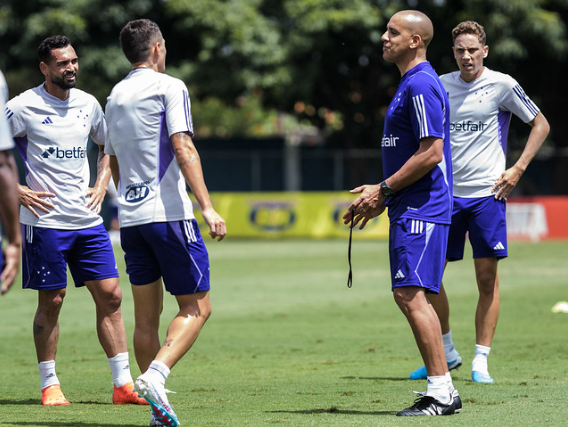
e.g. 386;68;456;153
41;147;86;159
125;183;150;203
382;134;399;147
450;121;488;132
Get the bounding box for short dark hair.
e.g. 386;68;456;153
452;21;487;45
38;35;72;64
119;19;163;64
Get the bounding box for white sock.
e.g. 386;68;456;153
108;352;134;387
147;360;170;387
442;331;460;361
38;360;59;391
445;372;455;393
472;344;491;374
426;375;451;404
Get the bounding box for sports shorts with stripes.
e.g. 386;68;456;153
22;223;118;290
120;219;210;295
389;218;449;294
447;196;508;261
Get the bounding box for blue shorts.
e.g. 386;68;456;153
447;196;508;261
22;223;118;291
120;220;210;296
389;218;449;294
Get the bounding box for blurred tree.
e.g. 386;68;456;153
426;0;568;194
1;0;567;191
0;0;161;100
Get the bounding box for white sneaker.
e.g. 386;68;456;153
135;374;180;427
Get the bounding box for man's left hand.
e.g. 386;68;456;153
493;165;523;200
85;186;107;214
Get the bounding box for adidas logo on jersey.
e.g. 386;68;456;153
42;117;54;125
493;242;505;250
394;270;405;280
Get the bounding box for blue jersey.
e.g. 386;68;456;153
382;62;452;224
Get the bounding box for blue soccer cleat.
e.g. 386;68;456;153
472;370;494;383
135;374;180;427
409;355;463;380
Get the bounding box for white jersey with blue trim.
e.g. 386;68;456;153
5;84;105;229
105;69;195;227
440;67;539;198
0;71;14;151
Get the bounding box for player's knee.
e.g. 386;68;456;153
38;289;66;316
393;289;412;314
195;299;212;323
202;303;212;322
477;273;497;295
99;286;123;312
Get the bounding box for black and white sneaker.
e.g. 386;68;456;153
452;389;462;414
396;395;455;416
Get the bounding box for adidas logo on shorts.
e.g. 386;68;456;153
493;242;505;250
394;270;405;280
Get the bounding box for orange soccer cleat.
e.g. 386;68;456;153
113;381;149;405
41;385;70;406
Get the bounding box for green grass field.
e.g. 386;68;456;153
1;239;568;426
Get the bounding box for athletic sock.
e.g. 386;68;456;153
442;331;460;361
147;360;170;387
39;360;59;390
108;352;134;387
472;344;491;374
426;375;451;405
445;372;455;393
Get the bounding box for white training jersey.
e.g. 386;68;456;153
5;84;105;229
440;67;539;198
105;69;195;227
0;71;14;151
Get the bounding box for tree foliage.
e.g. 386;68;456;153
1;0;567;155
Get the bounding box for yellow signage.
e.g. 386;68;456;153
193;192;389;239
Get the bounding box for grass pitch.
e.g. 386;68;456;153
1;239;567;426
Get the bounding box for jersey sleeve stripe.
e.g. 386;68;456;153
513;84;539;117
412;94;429;138
182;90;193;135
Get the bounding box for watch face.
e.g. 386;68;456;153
381;182;393;196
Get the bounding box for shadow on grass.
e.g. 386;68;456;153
268;407;396;416
341;376;473;384
0;399;112;405
1;424;140;427
341;376;409;381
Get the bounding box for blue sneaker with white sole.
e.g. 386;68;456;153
409;355;463;380
472;370;494;383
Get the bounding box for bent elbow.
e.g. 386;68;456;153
428;150;444;168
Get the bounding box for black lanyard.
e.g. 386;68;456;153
347;209;354;288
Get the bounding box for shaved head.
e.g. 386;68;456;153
392;10;434;48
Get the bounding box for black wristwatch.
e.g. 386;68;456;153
380;181;394;197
